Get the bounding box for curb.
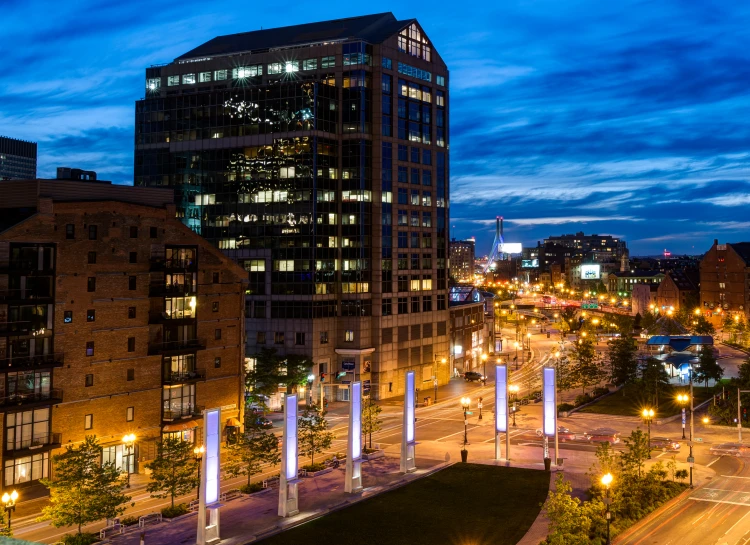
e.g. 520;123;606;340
612;485;693;544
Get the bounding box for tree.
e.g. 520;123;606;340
621;429;650;478
39;436;130;535
695;347;724;388
225;409;280;487
361;397;383;450
145;436;198;508
692;316;715;336
542;474;605;545
666;456;677;482
555;353;576;392
298;408;335;467
282;354;314;395
571;337;600;395
639;357;671;408
608;336;639;386
245;348;313;397
589;441;618;479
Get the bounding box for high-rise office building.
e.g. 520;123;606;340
0;136;37;180
449;238;475;283
135;13;450;398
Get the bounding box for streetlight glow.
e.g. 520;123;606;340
601;473;613;487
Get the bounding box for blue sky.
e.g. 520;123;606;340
2;0;750;256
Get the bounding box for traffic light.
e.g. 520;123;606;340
320;372;326;382
743;407;748;421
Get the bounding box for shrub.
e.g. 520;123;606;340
61;534;99;545
240;482;264;494
302;462;327;472
593;387;609;397
120;515;139;526
557;403;575;412
161;503;188;519
574;394;592;407
675;469;689;482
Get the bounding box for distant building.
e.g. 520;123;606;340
448;287;493;376
529;232;628;282
56;167;97;181
656;269;699;312
607;270;665;295
699;240;750;320
0;136;37;180
450;238;475;283
543;232;627;260
632;283;658;317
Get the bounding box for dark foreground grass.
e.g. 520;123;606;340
578;384;713;417
256;464;550;545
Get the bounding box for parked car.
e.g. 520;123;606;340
709;443;750;457
463;371;485;382
248;412;273;429
650;437;681;451
536;426;577;442
584;428;620;445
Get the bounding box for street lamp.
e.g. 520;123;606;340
514;341;520;370
676;393;689;440
642;408;654;457
481;353;488;385
460;397;471;450
194;445;205;500
122;433;136;488
601;473;613;545
1;490;18;531
526;332;532;351
509;385;519;426
433;357;446;402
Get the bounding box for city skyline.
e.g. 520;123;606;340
3;1;750;254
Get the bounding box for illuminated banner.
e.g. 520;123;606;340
284;394;298;480
351;382;362;459
204;408;220;505
522;259;539;268
580;264;601;280
495;365;508;433
542;367;556;437
500;243;522;254
405;371;415;443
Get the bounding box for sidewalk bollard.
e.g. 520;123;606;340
140;532;146;545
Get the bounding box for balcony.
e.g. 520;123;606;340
6;432;62;453
163;368;206;385
148;283;197;298
148;310;196;325
163;404;204;422
0;353;64;370
0;388;63;408
0;288;53;302
148;338;206;356
0;260;54;275
149;257;197;272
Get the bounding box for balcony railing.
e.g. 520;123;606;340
0;288;53;302
0;388;63;407
163;369;206;384
148;283;197;297
0;353;64;370
0;320;50;337
6;432;62;452
0;260;54;274
149;257;197;272
148;310;196;324
163;404;205;421
148;338;206;355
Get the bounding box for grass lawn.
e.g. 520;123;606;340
256;464;550;545
578;384;714;418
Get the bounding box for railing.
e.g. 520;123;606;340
148;283;197;297
0;353;64;369
148;310;196;323
0;260;54;274
163;405;204;421
0;288;53;301
148;338;205;355
7;432;62;451
0;388;62;407
163;369;206;384
149;257;197;271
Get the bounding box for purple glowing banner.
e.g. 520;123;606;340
495;365;508;433
284;394;298;480
542;367;556;437
405;371;415;443
204;408;221;505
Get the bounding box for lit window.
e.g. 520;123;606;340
285;61;299;73
411;278;421;291
345;330;354;342
302;59;318;70
436;75;445;86
167;75;180;86
146;78;161;91
382;57;393;70
244;259;265;272
233;65;262;78
182;74;196;84
214;69;228;80
199;72;211;83
321;56;336;69
268;62;283;74
274;260;294;271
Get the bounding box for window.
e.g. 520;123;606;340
129;252;137;264
213;272;220;283
397;232;408;249
212;301;219;312
86;309;95;322
303;58;318;70
88;225;97;240
411;296;421;313
318;331;328;345
321;56;335;68
422;275;433;290
150;226;158;238
257;331;266;344
274;332;284;344
128;306;136;319
382;74;392;94
398;297;408;314
167;75;180;86
233;65;262;78
284;61;299;73
127;337;135;353
398;166;408;183
398;275;408;291
214;357;221;368
398;144;408;161
411;190;420;205
422;192;432;206
147;77;160;91
411;168;420;185
397;188;408;204
397;62;431;81
422;212;432;227
295;332;305;345
267;62;283;74
410;277;421;291
64;311;73;323
129;226;138;238
382;298;393;316
87;251;96;264
382;56;393;70
128;276;137;290
214;69;228;80
199;71;212;83
85;343;94;357
398;210;408;225
214;328;221;340
437;90;445;107
345;330;354;342
65;224;75;239
437;294;446;310
85;373;93;385
182;74;195;84
437;75;445;86
411;147;420;163
126;407;134;422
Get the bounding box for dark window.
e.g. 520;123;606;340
126;368;134;380
86;309;95;322
129;226;138;238
320;331;329;344
437;321;447;335
212;302;219;312
214;357;221;368
87;277;96;292
128;276;137;290
274;332;284;344
411;168;420;184
89;225;97;240
86;342;94;357
411;147;420;163
423;149;432;165
295;332;305;345
129;252;137;264
127;337;135;352
150;226;158;238
126;407;134;421
87;251;96;264
65;224;75;239
398;144;408;161
411;296;420;313
64;311;73;323
382;298;393;316
212;272;219;284
437;294;447;310
85;373;93;386
422;295;432;312
84;414;93;430
256;331;266;344
398;297;408;314
215;328;221;340
382;327;393;343
397;166;408;183
128;306;136;319
398;275;408;292
397;188;408;204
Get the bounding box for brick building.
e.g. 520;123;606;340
699;240;750;320
656;269;699;312
0;179;246;495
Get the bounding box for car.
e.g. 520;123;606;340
650;437;680;451
536;426;577;442
709;443;750;457
247;412;273;429
584;428;620;445
463;371;485;382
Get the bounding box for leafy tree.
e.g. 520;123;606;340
245;348;313;397
621;429;650;478
298;408;335;467
542;474;605;545
695;347;724;388
555;353;576;392
738;358;750;387
0;507;8;537
361;397;383;450
145;436;199;508
675;469;688;482
589;441;619;479
225;409;280;487
39;436;130;535
666;455;677;482
692;316;715;336
608;336;639;386
639;357;671;407
282;354;314;394
571;337;600;395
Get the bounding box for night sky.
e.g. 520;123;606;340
3;0;750;256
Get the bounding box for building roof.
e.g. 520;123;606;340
646;335;713;351
729;242;750;265
176;13;412;61
610;270;665;278
666;269;699;291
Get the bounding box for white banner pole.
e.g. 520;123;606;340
346;382;363;493
400;371;417;473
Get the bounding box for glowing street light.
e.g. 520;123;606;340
1;490;18;530
676;394;689;439
194;445;205;500
642;408;655;456
601;473;613;544
122;433;136;488
460;397;471;449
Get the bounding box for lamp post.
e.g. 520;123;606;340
478;396;484;420
194;445;205;500
509;384;519;426
461;397;471;447
642;408;654;457
677;393;689;440
526;332;532;351
601;473;613;545
433;356;446;402
481;353;488;386
514;341;519;370
122;433;136;488
1;490;18;531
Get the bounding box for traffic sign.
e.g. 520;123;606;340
687;456;695;463
466;411;474;415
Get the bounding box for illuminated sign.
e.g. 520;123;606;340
495;365;508;433
351;382;362;459
500;243;522;254
405;371;415;442
284;395;298;480
542;368;556;437
204;408;221;505
521;259;539;268
580;264;601;280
